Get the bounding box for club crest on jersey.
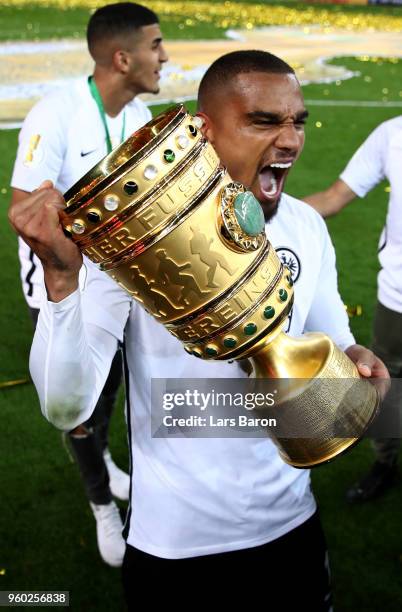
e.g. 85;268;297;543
23;134;44;168
275;246;300;334
275;247;301;283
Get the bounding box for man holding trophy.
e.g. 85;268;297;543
9;47;387;608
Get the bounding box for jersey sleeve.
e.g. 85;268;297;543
144;104;152;122
11;92;67;192
30;262;132;431
304;218;355;351
340;122;387;198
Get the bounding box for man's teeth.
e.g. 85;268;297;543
270;162;292;169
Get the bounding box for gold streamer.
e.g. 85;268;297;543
0;378;31;389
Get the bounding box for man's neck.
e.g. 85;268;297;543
92;70;136;118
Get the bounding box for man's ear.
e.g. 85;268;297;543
113;49;130;74
195;112;214;144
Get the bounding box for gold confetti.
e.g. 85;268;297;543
356;56;400;64
345;305;363;317
0;569;5;576
1;1;402;34
384;186;391;193
1;188;7;194
315;121;322;128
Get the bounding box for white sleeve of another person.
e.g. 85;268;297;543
340;122;387;198
11;92;66;192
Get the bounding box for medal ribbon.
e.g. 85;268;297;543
88;76;126;154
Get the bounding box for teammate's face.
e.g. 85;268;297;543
125;23;168;95
200;72;307;220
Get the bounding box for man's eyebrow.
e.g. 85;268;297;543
246;111;281;122
245;109;309;122
297;110;309;121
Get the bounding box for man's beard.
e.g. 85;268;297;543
263;200;280;224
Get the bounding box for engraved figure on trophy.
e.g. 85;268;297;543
155;248;210;306
130;264;184;318
190;226;237;288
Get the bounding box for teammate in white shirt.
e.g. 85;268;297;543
10;2;167;568
304;117;402;503
9;50;387;608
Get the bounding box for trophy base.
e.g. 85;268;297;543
276;435;371;469
246;331;381;468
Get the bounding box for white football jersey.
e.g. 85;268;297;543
30;192;354;559
341;116;402;313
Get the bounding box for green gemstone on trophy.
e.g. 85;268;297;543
163;149;175;163
244;323;257;336
263;305;275;319
205;346;218;356
279;288;288;302
223;337;237;348
233;191;265;236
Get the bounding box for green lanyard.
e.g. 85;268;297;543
88;76;126;154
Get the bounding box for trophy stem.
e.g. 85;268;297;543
246;331;380;468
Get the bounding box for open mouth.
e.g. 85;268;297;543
258;162;292;201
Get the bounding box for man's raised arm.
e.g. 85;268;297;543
303;178;357;218
9;183;128;431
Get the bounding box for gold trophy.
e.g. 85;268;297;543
61;105;379;468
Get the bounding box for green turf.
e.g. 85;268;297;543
305;56;402;104
1;47;402;611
